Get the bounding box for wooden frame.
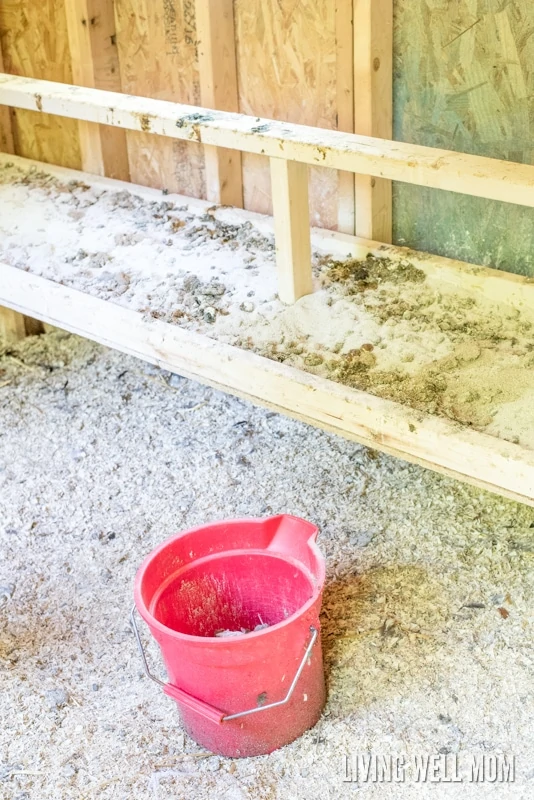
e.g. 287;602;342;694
0;78;533;504
64;0;129;180
195;0;243;207
2;73;534;310
0;54;44;340
353;0;392;242
1;240;533;507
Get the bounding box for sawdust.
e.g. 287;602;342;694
0;331;533;799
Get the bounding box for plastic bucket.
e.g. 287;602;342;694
132;515;326;757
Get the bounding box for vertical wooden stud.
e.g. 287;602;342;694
270;158;313;304
0;45;14;154
0;40;43;339
353;0;392;242
0;308;26;343
65;0;129;179
195;0;243;207
336;0;355;234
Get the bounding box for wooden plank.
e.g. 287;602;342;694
0;45;14;153
195;0;242;207
64;0;129;179
1;262;533;506
0;306;26;342
270;157;313;304
353;0;392;242
335;0;355;234
0;51;40;340
0;0;81;168
113;0;205;197
0;306;44;341
3;76;534;210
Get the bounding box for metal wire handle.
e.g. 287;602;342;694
130;605;318;723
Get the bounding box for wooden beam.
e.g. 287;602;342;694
64;0;129;179
0;307;26;342
335;0;355;234
0;48;42;339
0;47;14;154
1;263;533;506
353;0;393;242
270;158;313;303
195;0;242;207
2;75;534;210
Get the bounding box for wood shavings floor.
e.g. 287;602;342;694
0;331;533;800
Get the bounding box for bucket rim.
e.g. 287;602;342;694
133;515;325;644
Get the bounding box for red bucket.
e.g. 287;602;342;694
132;515;326;757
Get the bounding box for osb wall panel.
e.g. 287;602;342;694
394;0;534;276
114;0;205;197
234;0;340;230
0;0;81;169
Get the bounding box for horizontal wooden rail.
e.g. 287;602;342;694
1;263;533;507
2;74;533;306
1;74;534;208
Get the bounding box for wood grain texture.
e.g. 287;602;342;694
394;0;534;276
270;157;313;303
65;0;129;179
114;0;205;196
234;0;339;229
0;0;81;168
0;45;14;153
195;0;242;206
335;0;355;234
0;306;26;342
354;0;392;242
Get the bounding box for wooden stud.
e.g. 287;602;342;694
0;42;42;339
0;45;14;154
270;158;313;304
353;0;392;242
335;0;355;234
0;307;26;342
195;0;242;207
64;0;129;179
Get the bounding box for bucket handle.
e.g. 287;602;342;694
130;606;318;724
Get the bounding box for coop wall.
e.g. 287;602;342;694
1;0;533;275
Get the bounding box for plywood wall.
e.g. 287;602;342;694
234;0;343;230
394;0;534;276
114;0;205;197
3;0;534;275
0;0;81;169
